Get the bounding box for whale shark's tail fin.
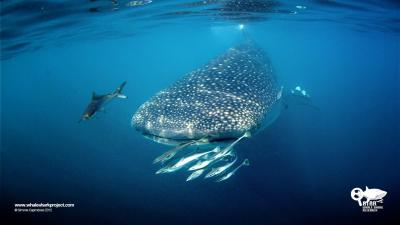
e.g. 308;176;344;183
283;86;319;110
114;81;127;99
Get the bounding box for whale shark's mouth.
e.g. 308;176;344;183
133;119;243;146
141;132;198;146
134;125;202;145
138;129;237;147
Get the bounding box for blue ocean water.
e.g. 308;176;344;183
1;1;399;224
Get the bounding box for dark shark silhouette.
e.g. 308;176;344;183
80;81;127;122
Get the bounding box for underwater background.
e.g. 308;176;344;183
1;0;399;224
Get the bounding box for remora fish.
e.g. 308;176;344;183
205;156;238;178
188;149;234;171
80;81;127;122
216;159;250;182
186;169;205;181
211;132;250;159
132;41;311;181
187;134;241;172
156;147;219;174
153;137;209;164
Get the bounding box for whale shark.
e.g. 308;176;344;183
132;42;310;182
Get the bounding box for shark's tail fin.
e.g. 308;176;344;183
283;86;318;110
114;81;127;99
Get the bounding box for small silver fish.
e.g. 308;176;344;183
205;156;238;178
186;169;205;181
188;158;215;171
216;159;250;182
155;147;219;174
213;132;250;159
188;147;236;171
153;140;197;164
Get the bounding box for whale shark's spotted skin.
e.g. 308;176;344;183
132;42;310;182
132;43;280;142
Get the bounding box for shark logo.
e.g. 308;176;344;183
351;186;387;212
